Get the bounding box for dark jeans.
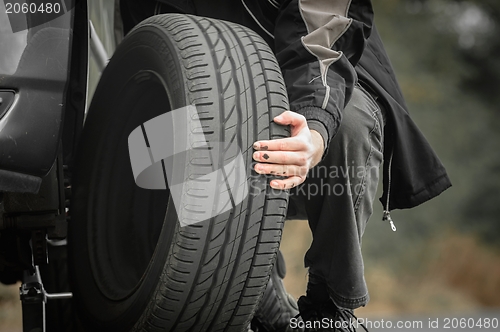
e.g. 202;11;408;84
287;85;385;309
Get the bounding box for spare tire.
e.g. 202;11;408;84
69;14;289;331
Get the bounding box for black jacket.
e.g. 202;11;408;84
123;0;452;211
249;0;452;211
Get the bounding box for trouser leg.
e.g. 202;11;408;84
290;84;385;309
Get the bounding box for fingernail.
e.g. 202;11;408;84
253;152;260;159
253;142;259;149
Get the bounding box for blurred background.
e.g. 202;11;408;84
1;0;499;330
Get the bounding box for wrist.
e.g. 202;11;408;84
306;120;328;151
310;129;324;166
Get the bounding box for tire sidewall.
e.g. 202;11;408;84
70;26;187;330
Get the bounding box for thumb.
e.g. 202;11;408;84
273;111;307;132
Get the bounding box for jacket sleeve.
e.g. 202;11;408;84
274;0;374;152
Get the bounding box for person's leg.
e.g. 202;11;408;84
292;84;385;310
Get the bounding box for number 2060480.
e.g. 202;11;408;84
5;2;62;14
443;317;499;329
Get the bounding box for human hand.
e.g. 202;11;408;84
253;111;325;190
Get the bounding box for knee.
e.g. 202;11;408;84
334;87;382;146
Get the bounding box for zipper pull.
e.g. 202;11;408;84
383;211;397;232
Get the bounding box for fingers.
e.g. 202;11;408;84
273;111;308;136
253;150;307;167
253;137;306;152
270;176;304;190
254;112;308;150
273;110;307;128
251;111;311;191
254;157;308;191
253;152;308;190
254;163;308;178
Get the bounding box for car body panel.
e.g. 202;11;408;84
0;1;75;191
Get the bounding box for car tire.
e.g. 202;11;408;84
69;13;289;331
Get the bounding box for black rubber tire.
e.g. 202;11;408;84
69;14;289;331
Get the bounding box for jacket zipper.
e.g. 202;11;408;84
382;149;397;231
359;78;397;232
